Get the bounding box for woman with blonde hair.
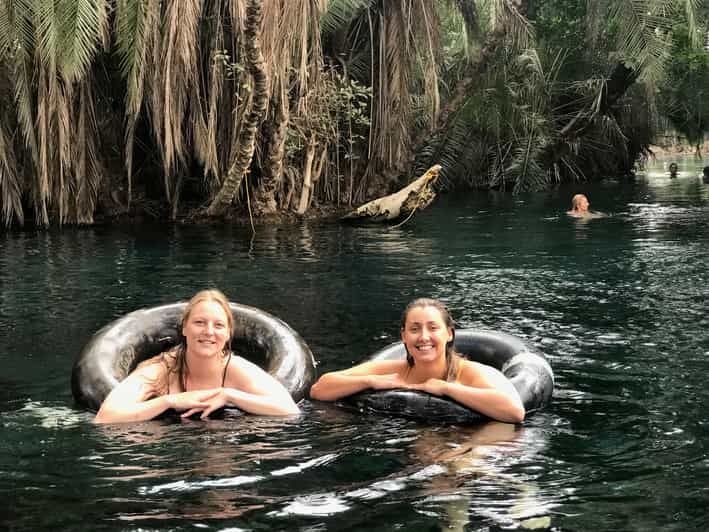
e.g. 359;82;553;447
95;289;300;423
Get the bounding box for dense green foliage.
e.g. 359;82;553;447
0;0;705;227
657;20;709;152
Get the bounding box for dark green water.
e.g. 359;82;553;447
2;160;708;531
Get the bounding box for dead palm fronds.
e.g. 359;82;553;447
0;121;24;226
115;0;160;210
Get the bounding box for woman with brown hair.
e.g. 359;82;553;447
310;298;524;423
94;289;300;423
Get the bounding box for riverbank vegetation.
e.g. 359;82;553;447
0;0;707;227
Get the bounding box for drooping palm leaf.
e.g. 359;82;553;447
0;121;24;226
0;0;36;58
115;0;160;208
57;0;109;81
321;0;374;36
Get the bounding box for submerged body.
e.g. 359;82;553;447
310;299;525;423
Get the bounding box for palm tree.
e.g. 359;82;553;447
415;0;702;191
0;0;108;225
205;0;267;217
0;0;703;227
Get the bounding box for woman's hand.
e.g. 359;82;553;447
408;378;448;396
165;388;222;413
178;388;230;419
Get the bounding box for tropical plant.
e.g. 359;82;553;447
0;0;109;225
0;0;704;228
657;13;709;155
414;0;703;191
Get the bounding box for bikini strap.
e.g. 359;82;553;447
221;351;232;387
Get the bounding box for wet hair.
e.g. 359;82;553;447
140;289;234;394
571;194;588;210
703;166;709;176
400;298;461;381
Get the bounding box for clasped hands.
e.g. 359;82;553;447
166;388;229;419
367;374;448;396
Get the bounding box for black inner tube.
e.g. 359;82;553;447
337;329;554;424
71;302;316;412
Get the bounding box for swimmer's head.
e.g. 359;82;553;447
571;194;589;212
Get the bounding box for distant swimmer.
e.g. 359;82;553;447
567;194;604;219
669;162;678;178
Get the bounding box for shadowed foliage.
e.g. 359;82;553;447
0;0;704;226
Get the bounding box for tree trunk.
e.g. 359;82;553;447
296;136;317;215
206;0;268;216
306;146;328;211
256;93;289;213
341;164;441;222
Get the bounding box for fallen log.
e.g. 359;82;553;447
341;164;441;223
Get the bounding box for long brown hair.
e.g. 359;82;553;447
140;289;234;394
400;298;461;381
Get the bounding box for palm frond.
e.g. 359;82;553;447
34;0;61;70
155;0;203;203
505;135;548;193
415;1;442;129
0;120;24;226
55;79;72;223
0;0;35;59
681;0;702;48
12;58;40;167
73;79;102;224
57;0;109;81
321;0;374;36
608;1;673;84
193;0;226;183
35;65;53;225
116;0;161;208
115;0;158;114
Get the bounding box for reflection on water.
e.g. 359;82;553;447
1;157;709;530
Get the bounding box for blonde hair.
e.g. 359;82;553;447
571;194;587;209
182;289;234;338
138;289;234;395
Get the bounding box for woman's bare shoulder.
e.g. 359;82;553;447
458;360;502;385
226;355;272;383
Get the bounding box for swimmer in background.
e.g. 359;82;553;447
668;162;678;178
566;194;604;219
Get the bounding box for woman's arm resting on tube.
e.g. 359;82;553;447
408;363;525;423
180;356;301;418
94;365;220;424
309;360;407;401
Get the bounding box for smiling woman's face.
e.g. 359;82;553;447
401;305;453;364
182;300;231;358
